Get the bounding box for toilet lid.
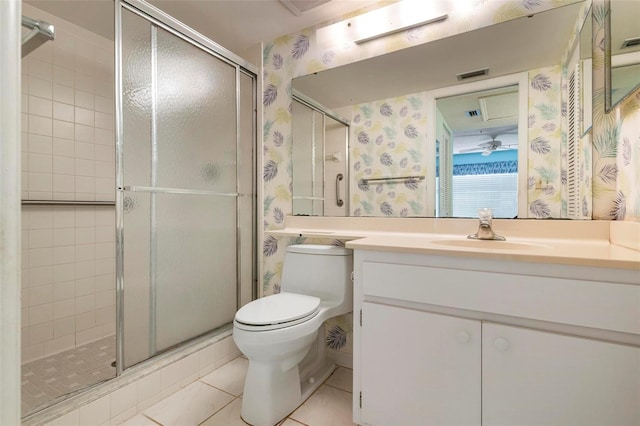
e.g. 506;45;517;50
234;293;321;326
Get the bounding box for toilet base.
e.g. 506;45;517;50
240;330;337;426
300;357;336;403
240;358;335;426
299;330;335;402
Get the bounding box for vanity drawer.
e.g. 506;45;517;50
362;261;640;335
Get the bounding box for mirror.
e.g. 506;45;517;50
606;0;640;111
434;83;522;219
292;2;588;218
291;94;349;216
580;6;593;134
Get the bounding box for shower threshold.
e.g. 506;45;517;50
21;336;116;417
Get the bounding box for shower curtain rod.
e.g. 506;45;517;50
21;15;55;58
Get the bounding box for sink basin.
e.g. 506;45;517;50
429;239;549;251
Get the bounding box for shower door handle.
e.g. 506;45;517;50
336;174;344;207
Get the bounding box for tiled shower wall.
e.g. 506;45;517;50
21;4;116;363
21;206;115;363
21;3;114;202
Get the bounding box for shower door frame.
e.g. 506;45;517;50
114;0;257;376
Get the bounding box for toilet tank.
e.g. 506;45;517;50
281;244;353;305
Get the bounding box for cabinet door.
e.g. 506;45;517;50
483;323;640;426
360;302;481;426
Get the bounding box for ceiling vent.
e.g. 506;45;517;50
466;109;481;117
280;0;332;16
456;68;489;81
621;37;640;49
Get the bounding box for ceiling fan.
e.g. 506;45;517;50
458;136;516;156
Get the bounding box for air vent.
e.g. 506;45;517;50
466;110;481;117
621;37;640;49
456;68;489;81
478;92;518;122
280;0;331;16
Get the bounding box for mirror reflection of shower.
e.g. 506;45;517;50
291;93;349;217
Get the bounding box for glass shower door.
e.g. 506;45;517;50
118;6;249;368
292;99;325;215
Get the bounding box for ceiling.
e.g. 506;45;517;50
437;86;519;154
25;0;381;58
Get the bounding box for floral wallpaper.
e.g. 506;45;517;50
528;65;564;218
590;0;640;220
261;0;586;354
350;94;428;217
617;104;640;219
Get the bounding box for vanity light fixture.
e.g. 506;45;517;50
316;1;448;46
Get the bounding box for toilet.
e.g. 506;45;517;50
233;244;353;426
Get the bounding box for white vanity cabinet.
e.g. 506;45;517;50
482;323;640;426
361;302;481;426
352;249;640;426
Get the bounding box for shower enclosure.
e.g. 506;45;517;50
20;0;256;418
291;94;349;217
116;0;256;371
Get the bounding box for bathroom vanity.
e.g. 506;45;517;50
268;216;640;425
346;235;640;426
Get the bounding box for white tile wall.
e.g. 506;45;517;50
21;205;116;363
22;3;115;202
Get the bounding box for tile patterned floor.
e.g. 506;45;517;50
22;336;116;417
120;357;355;426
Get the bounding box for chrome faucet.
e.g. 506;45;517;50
467;208;506;241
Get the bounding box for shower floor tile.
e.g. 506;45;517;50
21;336;116;417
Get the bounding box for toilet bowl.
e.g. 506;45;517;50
233;244;353;426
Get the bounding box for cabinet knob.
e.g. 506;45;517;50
493;337;510;351
456;331;471;344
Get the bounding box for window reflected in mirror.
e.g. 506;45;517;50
436;86;519;219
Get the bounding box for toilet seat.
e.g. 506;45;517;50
234;293;321;331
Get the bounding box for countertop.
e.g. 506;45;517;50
345;234;640;271
268;216;640;272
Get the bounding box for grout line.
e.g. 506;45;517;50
197;378;240;399
282;418;309;426
196;396;240;426
322;382;353;394
140;413;163;426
